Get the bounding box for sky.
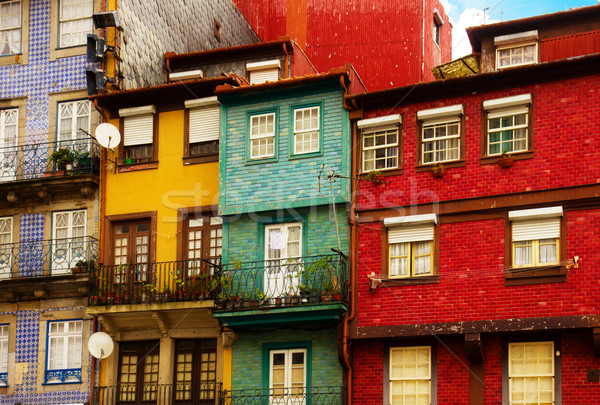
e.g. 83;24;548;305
442;0;599;58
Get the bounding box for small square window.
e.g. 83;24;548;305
509;207;562;269
293;106;320;155
58;0;93;48
418;104;463;165
119;105;157;165
45;320;83;384
483;94;531;157
497;43;537;69
185;97;220;163
249;112;275;159
359;114;401;172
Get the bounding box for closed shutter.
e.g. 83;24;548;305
189;106;219;143
123;115;153;146
512;218;560;241
389;225;434;243
250;69;279;84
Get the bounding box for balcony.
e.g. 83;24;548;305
0;236;98;302
89;259;221;306
93;382;222;405
220;386;346;405
0;139;100;207
213;253;348;328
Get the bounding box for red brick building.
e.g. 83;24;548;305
234;0;452;91
345;6;600;404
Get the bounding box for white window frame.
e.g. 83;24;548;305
293;106;320;155
496;42;538;69
269;348;307;403
433;9;443;47
249;112;276;159
484;94;531;156
0;0;21;56
52;210;87;273
508;341;555;405
0;216;13;279
509;207;562;269
385;214;436;278
0;108;18;182
57;99;91;151
246;59;281;84
264;222;302;296
119;105;156;163
358;114;402;173
0;324;8;386
418;104;463;164
58;0;93;48
389;346;431;405
46;320;83;384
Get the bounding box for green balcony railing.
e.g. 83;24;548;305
220;386;346;405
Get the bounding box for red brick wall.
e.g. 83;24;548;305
357;75;600;210
357;209;600;327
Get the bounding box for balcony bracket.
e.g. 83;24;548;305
98;315;117;338
34;288;47;298
6;192;18;203
36;189;51;200
465;333;484;363
594;328;600;358
152;311;170;337
222;331;238;348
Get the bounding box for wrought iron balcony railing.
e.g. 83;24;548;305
215;253;347;310
89;259;221;306
0;236;98;279
220;386;346;405
93;382;222;405
0;138;100;183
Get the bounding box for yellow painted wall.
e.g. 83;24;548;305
104;109;219;262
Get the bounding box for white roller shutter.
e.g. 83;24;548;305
189;106;220;143
389;225;434;244
512;218;560;241
250;69;279;84
123;114;153;146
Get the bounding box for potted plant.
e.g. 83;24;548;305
365;169;385;185
431;163;446;178
497;151;515;168
50;148;77;171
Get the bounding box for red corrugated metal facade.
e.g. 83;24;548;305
234;0;452;91
541;30;600;62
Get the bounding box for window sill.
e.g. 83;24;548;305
415;160;465;173
289;150;323;160
505;265;566;286
0;53;26;66
118;161;159;173
42;380;82;386
246;156;278;165
481;151;533;165
381;275;440;287
183;154;219;165
360;167;403;177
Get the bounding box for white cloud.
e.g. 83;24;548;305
451;8;499;59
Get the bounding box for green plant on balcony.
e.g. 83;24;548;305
50;148;78;170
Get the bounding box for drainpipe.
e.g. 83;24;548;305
90;315;98;405
283;43;289;78
93;98;107;265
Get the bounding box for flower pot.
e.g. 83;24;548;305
372;174;385;185
432;170;445;178
498;157;514;168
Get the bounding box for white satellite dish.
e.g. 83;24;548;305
95;123;121;149
88;332;114;359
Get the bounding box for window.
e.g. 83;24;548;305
433;9;443;47
509;207;562;269
184;97;220;163
113;220;151;283
0;217;12;279
417;104;463;164
52;210;86;274
58;0;93;48
293;106;320;155
119;105;157;165
45;320;82;384
118;341;159;403
246;60;280;84
185;214;222;277
495;31;539;70
213;19;221;42
174;339;217;403
483;94;531;156
0;0;20;56
0;108;17;181
390;346;431;405
265;223;302;297
385;214;436;278
57;100;90;152
508;341;555;405
250;112;275;159
270;348;306;402
0;324;7;387
358;114;402;172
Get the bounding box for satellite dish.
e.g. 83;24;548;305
95;123;121;149
88;332;114;359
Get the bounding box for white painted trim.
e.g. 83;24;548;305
433;8;443;25
494;30;538;46
185;96;220;109
384;213;437;227
417;104;463;121
246;59;281;71
118;105;156;117
483;94;531;110
509;206;563;221
357;114;402;129
169;69;204;81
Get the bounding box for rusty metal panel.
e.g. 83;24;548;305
541;30;600;62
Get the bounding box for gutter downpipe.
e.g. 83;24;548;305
283;43;289;78
340;74;357;405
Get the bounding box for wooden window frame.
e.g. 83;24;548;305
183;105;219;165
176;205;220;262
173;339;218;403
505;213;566;286
496;41;538;70
103;211;157;266
360;125;402;175
291;105;322;157
118;113;159;172
118;341;160;402
213;19;221;42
